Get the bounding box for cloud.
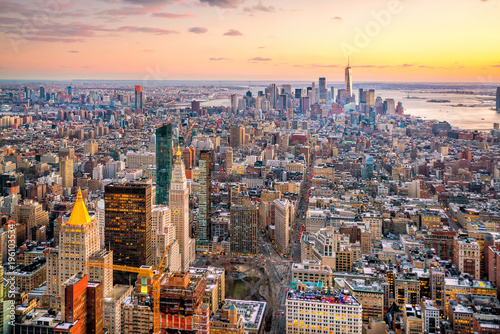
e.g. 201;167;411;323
188;27;208;34
68;50;79;53
419;65;436;69
153;12;196;18
223;29;243;36
332;16;342;20
309;64;340;68
23;37;85;43
491;65;500;68
258;46;265;49
401;63;414;67
199;0;244;8
122;0;180;6
118;26;179;34
243;2;276;13
100;6;162;16
143;49;154;53
249;57;271;61
209;57;228;61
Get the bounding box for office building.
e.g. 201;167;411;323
169;147;195;272
210;302;245;334
230;204;258;255
104;181;153;281
274;198;290;255
39;86;45;100
344;279;384;324
135;85;143;109
230;125;245;149
47;188;100;307
286;287;362;334
156;123;173;205
231;94;238;114
453;237;480;280
403;304;423;334
319;77;327;103
59;273;104;334
84;140;99;155
497;87;500;112
345;61;353;99
291;260;333;288
197;150;212;246
223;299;266;334
60;158;74;189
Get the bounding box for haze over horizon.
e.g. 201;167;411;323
1;0;499;82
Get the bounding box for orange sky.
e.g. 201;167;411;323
1;0;499;82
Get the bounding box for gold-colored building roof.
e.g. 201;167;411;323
67;188;92;226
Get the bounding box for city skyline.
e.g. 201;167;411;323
1;0;499;82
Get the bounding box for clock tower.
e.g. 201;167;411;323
169;146;194;272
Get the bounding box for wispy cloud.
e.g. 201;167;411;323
332;16;342;20
118;26;179;35
249;57;271;61
68;50;79;53
243;2;276;13
223;29;243;36
152;12;196;18
99;6;162;16
188;27;208;34
209;57;229;61
309;64;340;68
199;0;244;8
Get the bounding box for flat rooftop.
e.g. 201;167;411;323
224;299;266;331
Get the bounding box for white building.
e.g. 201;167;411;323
286;287;362;333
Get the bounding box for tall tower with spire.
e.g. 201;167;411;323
345;58;353;99
47;188;110;307
169;146;194;272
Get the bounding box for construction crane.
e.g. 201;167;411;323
85;246;170;334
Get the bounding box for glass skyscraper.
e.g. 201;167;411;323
156;123;173;205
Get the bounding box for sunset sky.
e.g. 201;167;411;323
1;0;499;82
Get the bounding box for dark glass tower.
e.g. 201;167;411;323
104;181;152;283
156;123;173;205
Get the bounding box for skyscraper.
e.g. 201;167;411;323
496;87;500;112
319;78;327;103
345;59;353;99
231;94;238;114
39;86;45;100
268;83;278;108
169;146;194;272
60;158;73;189
135;85;143;109
230;125;245;149
197;150;212;247
47;188;101;306
104;181;153;280
156;123;173;205
274;199;290;255
230;204;259;255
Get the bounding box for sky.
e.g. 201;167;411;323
0;0;499;82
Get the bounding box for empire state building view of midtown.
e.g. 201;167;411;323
0;0;500;333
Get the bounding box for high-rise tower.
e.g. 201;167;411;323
345;59;353;99
135;85;143;110
496;87;500;112
104;181;152;282
319;78;327;103
156;124;173;205
197;150;212;248
47;188;102;307
169;146;194;271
